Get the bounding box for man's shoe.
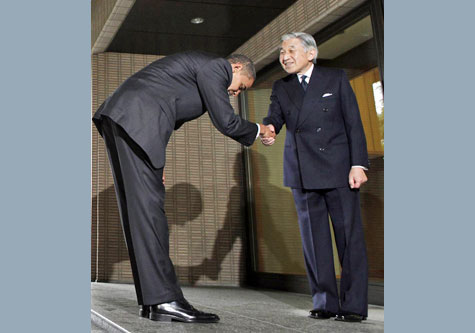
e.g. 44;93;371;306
335;313;366;322
143;299;220;323
139;305;150;318
309;309;337;319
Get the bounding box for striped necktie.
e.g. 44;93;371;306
300;75;308;91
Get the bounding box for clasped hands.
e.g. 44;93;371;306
259;124;276;146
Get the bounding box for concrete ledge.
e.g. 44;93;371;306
91;309;131;333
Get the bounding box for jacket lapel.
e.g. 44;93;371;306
282;74;304;111
296;66;329;127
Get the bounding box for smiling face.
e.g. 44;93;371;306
279;37;315;74
227;64;254;97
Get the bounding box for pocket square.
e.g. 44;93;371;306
322;93;333;97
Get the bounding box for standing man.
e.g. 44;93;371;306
261;32;369;322
93;51;274;323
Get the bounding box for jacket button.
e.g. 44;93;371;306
323;108;329;112
296;129;300;133
316;127;321;132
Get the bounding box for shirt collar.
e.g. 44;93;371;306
297;64;314;82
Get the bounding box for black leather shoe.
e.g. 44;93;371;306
335;313;366;322
139;305;150;318
143;299;220;323
309;309;337;319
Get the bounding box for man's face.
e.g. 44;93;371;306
227;66;254;97
279;38;315;74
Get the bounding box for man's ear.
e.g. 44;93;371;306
231;63;243;73
307;49;316;62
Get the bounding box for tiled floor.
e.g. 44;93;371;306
91;282;384;332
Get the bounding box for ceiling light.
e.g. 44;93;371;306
190;17;204;24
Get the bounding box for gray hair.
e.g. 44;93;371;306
226;54;256;80
281;32;318;64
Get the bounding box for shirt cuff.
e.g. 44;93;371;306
255;123;261;141
352;165;368;171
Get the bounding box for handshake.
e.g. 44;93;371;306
259;124;276;146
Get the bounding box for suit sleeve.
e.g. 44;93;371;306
262;81;285;134
196;59;258;146
340;70;370;168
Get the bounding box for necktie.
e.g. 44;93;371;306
300;75;308;92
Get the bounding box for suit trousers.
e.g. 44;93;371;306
100;117;184;306
292;186;368;316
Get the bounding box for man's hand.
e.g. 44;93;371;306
349;168;368;189
260;124;276;146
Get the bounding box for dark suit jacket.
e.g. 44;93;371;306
93;51;258;169
263;66;369;189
